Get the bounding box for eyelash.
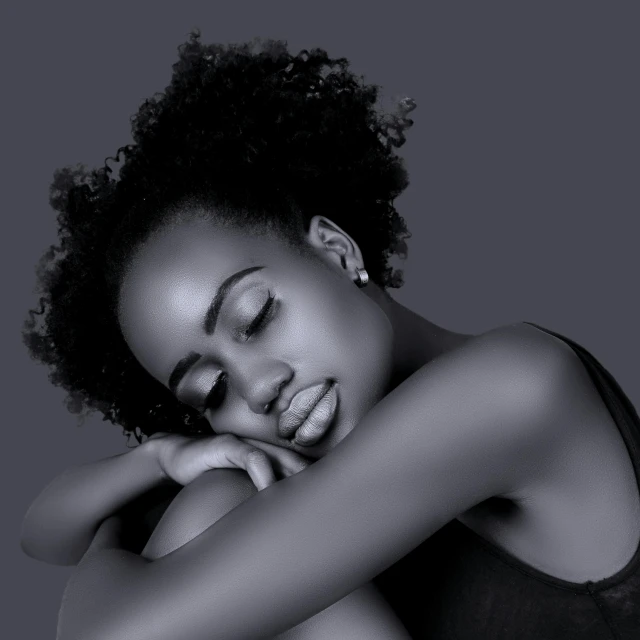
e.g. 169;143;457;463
201;292;276;414
240;291;276;341
202;372;227;414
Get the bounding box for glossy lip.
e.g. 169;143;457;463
278;380;334;439
291;382;338;447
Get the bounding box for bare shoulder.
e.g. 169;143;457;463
141;469;257;559
406;321;581;410
444;320;592;430
456;321;578;370
469;321;596;414
453;322;614;490
366;321;592;501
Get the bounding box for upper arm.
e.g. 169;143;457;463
374;321;580;502
314;321;577;513
68;323;585;640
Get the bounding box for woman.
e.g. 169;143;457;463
21;32;640;639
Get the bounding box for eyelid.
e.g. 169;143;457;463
177;367;223;411
198;371;226;414
182;289;275;412
240;291;276;340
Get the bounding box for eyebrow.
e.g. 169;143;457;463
167;265;264;395
203;266;265;336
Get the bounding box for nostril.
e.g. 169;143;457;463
278;373;293;396
267;383;285;412
255;370;292;415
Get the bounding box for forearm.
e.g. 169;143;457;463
58;468;411;640
139;469;410;640
21;439;170;565
274;583;411;640
56;468;418;640
54;422;421;640
60;517;410;640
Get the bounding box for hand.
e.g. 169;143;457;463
146;432;312;490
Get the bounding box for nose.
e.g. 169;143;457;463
233;358;293;415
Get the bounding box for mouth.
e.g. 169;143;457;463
278;380;338;447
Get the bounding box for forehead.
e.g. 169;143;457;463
120;219;290;297
117;220;297;370
128;220;269;275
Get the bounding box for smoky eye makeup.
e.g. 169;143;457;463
241;292;276;339
180;368;225;413
232;287;278;341
176;286;278;413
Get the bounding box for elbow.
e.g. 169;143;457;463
19;529;44;563
19;513;47;562
20;515;80;566
20;535;78;566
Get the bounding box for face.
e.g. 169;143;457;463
117;214;395;459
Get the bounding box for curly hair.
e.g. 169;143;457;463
23;31;416;443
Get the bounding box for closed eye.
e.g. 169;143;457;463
240;292;276;340
201;292;276;414
202;372;227;414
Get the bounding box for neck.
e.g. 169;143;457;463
366;285;475;391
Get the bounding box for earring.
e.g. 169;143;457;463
354;267;369;288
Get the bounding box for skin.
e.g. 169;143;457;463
55;210;640;639
139;468;412;640
116;211;430;639
117;213;468;460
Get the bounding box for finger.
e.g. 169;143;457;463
242;439;312;475
209;436;277;491
244;449;278;491
240;438;312;477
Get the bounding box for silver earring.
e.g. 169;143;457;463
355;267;369;288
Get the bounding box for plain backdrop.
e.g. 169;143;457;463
2;1;639;637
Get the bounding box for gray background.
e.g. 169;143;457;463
3;1;639;637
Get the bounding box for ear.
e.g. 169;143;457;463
305;215;365;281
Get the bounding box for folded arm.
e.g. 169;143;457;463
22;429;310;565
58;323;579;640
21;440;175;565
139;468;410;639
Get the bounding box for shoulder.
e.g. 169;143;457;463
480;321;577;362
406;321;580;416
141;469;257;559
466;321;590;422
457;321;591;425
467;321;595;426
375;321;589;498
448;321;577;380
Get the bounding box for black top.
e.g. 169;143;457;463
374;322;640;639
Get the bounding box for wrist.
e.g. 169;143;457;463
135;437;171;484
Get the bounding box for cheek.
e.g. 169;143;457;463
345;297;395;389
304;285;394;385
322;292;395;436
206;393;263;437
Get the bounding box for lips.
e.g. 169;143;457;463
278;381;338;446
